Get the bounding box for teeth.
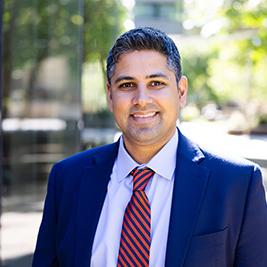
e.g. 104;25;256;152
133;112;156;118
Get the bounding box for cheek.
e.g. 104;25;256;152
157;91;179;108
114;92;132;105
159;95;180;120
112;96;130;116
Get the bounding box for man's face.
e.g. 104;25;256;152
107;50;187;150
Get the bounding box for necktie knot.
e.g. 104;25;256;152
131;167;154;191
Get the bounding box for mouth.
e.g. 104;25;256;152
130;111;159;123
132;112;157;118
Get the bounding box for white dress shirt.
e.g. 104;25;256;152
90;130;178;266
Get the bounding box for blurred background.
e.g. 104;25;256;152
0;0;266;266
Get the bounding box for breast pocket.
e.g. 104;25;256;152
184;227;228;267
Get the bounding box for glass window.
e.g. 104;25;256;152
1;0;83;265
135;2;177;20
135;3;155;19
160;4;177;20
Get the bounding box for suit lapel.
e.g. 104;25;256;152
165;130;210;267
74;142;119;266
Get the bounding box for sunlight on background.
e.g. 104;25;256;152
122;0;135;9
122;0;136;30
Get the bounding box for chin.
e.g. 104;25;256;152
130;131;162;145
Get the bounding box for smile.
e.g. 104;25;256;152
132;112;157;118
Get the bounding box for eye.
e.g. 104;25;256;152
149;81;166;88
118;82;136;89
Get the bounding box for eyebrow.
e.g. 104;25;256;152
114;72;169;84
146;73;169;80
114;76;135;84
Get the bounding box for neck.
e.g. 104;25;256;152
123;134;174;164
125;144;161;164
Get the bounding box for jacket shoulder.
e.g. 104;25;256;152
198;145;261;184
201;146;258;169
53;142;119;171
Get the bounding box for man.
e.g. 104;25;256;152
33;27;267;267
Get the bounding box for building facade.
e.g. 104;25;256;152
134;0;183;34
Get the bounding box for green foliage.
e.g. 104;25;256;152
3;0;85;116
82;0;126;110
181;47;219;107
4;0;83;69
218;0;267;103
222;0;267;61
84;0;126;63
3;0;126;116
3;0;126;75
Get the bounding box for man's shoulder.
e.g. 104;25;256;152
54;142;119;170
198;143;260;178
179;130;258;172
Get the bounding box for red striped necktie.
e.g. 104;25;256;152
117;167;154;267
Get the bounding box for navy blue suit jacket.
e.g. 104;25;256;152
33;130;267;266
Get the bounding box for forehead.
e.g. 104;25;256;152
113;50;172;78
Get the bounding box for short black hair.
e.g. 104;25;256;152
106;27;182;84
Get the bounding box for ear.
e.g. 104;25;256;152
106;82;113;112
178;75;188;107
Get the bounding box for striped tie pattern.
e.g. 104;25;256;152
117;167;154;267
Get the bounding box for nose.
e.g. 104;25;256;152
132;85;152;107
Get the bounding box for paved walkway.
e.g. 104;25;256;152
1;212;41;266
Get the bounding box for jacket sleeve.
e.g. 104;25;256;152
32;164;59;267
234;165;267;266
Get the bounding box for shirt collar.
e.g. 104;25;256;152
115;129;178;182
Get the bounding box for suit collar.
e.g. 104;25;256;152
177;127;205;164
165;129;210;266
91;141;120;165
116;129;179;182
